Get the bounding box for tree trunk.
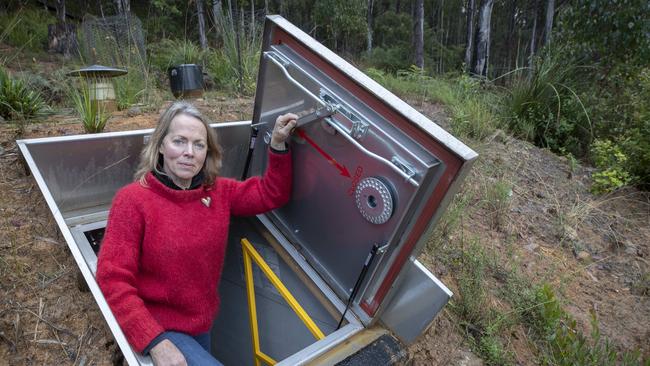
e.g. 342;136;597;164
47;23;78;57
47;0;77;57
464;0;476;71
395;0;401;13
227;0;235;30
197;0;208;50
438;0;445;73
413;0;424;69
55;0;65;22
249;0;255;40
504;0;517;73
212;0;224;44
367;0;374;55
115;0;129;14
529;0;539;66
543;0;555;45
472;0;495;77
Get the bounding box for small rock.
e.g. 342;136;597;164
126;106;142;117
33;240;54;252
625;245;638;256
563;225;579;241
10;219;22;227
576;250;591;261
524;242;539;252
0;115;5;123
535;191;547;199
456;350;484;366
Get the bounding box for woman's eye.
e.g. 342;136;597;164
194;142;206;150
172;139;185;145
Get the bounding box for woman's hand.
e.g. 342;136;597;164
270;113;298;151
150;339;187;366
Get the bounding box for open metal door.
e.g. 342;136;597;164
248;16;477;338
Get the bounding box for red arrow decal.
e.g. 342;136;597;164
297;129;351;178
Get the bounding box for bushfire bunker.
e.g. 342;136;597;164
17;16;477;365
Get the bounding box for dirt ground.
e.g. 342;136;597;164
406;102;650;364
0;89;648;364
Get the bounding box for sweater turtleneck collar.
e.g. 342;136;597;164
152;169;205;190
145;172;213;203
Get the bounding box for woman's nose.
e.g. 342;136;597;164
183;144;194;156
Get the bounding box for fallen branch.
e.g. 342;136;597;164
33;338;68;346
20;309;75;337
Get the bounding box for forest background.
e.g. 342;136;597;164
0;0;649;365
1;0;648;193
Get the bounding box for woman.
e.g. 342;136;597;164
97;101;297;366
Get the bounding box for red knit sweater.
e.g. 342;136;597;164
96;150;291;353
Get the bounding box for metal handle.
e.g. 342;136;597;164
266;50;419;187
325;117;420;187
264;52;325;108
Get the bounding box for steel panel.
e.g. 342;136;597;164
16;122;253;366
250;16;477;325
379;259;452;344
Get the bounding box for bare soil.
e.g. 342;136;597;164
406;101;650;365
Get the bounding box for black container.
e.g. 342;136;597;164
168;64;204;98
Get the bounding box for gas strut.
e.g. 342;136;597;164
336;244;380;329
241;127;258;180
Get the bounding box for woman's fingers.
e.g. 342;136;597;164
271;113;298;149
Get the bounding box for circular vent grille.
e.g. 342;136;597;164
355;177;395;225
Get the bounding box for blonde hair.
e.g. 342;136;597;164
134;101;222;186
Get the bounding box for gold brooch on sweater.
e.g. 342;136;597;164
201;197;211;207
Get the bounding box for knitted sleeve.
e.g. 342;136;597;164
96;187;165;353
230;148;292;216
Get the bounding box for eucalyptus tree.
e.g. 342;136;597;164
464;0;476;70
367;0;375;55
115;0;130;14
197;0;209;49
47;0;78;57
543;0;554;45
413;0;424;68
472;0;495;77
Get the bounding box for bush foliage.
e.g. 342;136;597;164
0;7;55;53
0;67;47;120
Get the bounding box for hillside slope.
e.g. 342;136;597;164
0;94;648;365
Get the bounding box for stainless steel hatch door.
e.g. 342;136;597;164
249;16;477;324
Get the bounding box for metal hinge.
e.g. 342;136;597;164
391;156;417;182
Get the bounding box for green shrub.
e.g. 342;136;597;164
114;75;145;110
0;67;47;120
502;50;592;157
311;0;366;53
203;49;234;89
215;16;261;95
508;283;645;365
590;139;634;194
365;46;413;72
18;70;69;105
68;80;110;133
0;7;55;53
365;69;498;142
148;39;206;74
372;10;412;50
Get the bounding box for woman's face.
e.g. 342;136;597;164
159;113;208;188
